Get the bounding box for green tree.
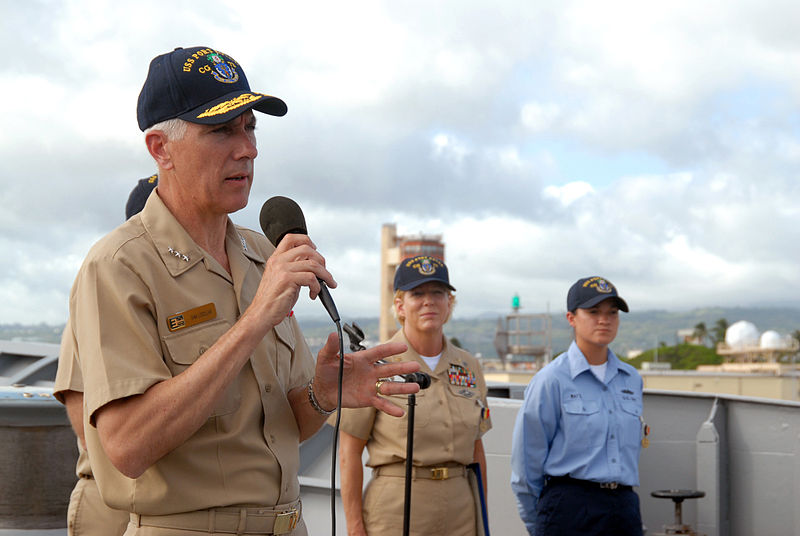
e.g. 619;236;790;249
693;322;709;345
712;318;729;345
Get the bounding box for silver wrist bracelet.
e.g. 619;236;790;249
307;377;335;416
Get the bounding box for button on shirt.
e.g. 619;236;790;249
510;341;643;533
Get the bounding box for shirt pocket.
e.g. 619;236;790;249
446;383;483;434
561;397;604;448
163;318;241;417
618;395;642;447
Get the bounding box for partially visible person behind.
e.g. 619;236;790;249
54;175;158;535
337;256;492;536
511;276;644;536
125;174;158;219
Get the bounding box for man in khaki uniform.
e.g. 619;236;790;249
53;177;160;536
67;46;420;535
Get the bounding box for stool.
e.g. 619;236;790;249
650;489;706;536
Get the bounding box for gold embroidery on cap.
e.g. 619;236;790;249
167;303;217;332
196;93;263;118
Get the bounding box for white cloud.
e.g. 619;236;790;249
521;102;561;132
543;181;594;206
2;0;800;325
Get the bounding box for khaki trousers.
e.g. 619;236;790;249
67;477;129;536
362;471;476;536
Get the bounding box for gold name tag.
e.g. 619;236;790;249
167;303;217;332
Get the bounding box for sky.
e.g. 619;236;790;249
2;0;800;325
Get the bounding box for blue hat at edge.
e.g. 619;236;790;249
125;174;158;220
567;276;629;312
393;256;456;292
137;46;287;131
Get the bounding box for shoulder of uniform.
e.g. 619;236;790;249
618;360;641;377
450;344;478;363
534;355;567;380
83;219;149;263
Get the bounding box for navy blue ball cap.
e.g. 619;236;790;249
394;256;456;292
137;46;287;131
125;174;158;220
567;276;629;312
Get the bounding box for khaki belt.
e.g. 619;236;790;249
130;500;301;535
375;462;466;480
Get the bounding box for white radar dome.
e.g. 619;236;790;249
760;330;787;349
725;320;759;348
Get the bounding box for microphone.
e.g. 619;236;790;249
259;196;340;323
399;371;431;389
376;360;432;389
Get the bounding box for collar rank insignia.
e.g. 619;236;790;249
447;363;477;388
167;247;189;262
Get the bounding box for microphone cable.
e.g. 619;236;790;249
330;319;344;536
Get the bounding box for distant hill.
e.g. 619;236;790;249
294;306;800;359
4;306;800;359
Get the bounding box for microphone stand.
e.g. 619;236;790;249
403;393;417;536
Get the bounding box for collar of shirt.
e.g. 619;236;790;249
566;341;629;383
139;190;265;278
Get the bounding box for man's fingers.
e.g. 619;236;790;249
271;235;337;290
378;381;420;397
360;342;409;364
317;332;341;361
277;233;316;252
372;396;407;418
375;359;420;378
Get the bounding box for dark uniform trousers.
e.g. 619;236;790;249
535;478;643;536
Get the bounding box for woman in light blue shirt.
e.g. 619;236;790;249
510;276;644;536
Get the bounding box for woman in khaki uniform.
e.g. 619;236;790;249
338;255;492;535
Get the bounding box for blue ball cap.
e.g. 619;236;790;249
567;276;629;312
137;46;287;131
393;256;456;292
125;174;158;220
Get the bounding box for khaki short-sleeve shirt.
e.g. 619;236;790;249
70;191;315;515
339;329;492;467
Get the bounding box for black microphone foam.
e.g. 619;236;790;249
259;196;340;323
259;196;308;246
376;360;431;389
406;372;431;389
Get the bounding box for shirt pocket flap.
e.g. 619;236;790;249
620;399;642;417
562;398;600;415
164;319;231;365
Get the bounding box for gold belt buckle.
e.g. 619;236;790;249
600;482;619;490
273;509;299;534
430;467;449;480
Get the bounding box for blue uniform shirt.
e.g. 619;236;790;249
510;341;644;534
